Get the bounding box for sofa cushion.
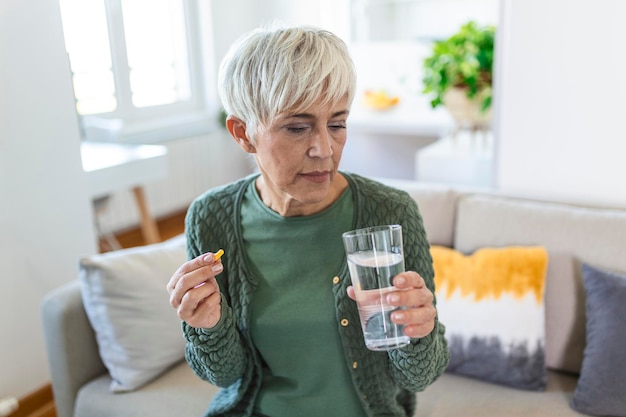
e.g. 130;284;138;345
454;194;626;271
571;263;626;417
543;253;586;373
79;235;187;392
73;362;582;417
453;195;626;373
74;361;214;417
377;178;461;246
431;245;548;390
419;370;580;417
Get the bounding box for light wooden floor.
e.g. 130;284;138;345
9;385;55;417
100;208;186;252
14;210;187;417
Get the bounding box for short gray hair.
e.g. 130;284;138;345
217;24;357;140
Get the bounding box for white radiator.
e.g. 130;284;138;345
97;130;255;233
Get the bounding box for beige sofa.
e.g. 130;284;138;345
42;178;626;417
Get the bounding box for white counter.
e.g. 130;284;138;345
81;141;169;244
416;131;494;187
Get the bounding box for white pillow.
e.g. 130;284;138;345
79;235;187;392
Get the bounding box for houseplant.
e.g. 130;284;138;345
422;21;495;131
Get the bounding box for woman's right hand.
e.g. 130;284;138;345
167;252;224;329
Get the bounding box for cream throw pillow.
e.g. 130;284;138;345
79;235;187;392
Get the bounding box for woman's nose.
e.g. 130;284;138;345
308;129;333;158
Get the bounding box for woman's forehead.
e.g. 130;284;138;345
278;94;350;117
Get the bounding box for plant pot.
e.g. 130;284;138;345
443;87;492;130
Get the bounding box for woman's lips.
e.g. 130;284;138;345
300;170;331;183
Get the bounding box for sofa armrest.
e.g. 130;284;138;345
41;280;107;417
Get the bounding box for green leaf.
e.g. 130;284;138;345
422;20;496;111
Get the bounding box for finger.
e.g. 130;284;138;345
386;285;433;309
391;304;436;324
403;321;436;339
179;289;222;328
167;254;212;293
169;265;222;308
179;251;222;275
167;253;223;294
393;271;425;289
391;305;437;337
176;278;220;313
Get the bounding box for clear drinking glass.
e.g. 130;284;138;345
342;224;410;351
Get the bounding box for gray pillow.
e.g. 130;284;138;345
79;235;187;392
570;263;626;416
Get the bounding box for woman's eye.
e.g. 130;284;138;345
329;122;347;130
286;125;308;134
283;121;346;134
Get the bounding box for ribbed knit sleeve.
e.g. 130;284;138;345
386;188;450;391
181;180;250;389
348;174;450;393
182;300;246;387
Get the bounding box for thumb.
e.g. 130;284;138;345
346;286;357;301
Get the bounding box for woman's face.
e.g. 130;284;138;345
230;96;350;217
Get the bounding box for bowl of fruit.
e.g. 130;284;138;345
362;90;400;111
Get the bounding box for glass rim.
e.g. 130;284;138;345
342;224;402;238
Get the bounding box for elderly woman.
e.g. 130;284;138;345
167;25;449;417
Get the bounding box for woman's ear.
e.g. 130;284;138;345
226;116;256;153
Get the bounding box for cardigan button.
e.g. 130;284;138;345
341;318;349;327
332;276;340;284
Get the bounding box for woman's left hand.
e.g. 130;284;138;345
347;271;436;339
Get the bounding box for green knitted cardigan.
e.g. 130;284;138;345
182;172;450;417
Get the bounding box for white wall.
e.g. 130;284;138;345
210;0;260;66
0;0;98;399
494;0;626;207
210;0;349;64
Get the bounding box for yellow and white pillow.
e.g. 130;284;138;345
431;245;548;390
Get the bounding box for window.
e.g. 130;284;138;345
59;0;215;142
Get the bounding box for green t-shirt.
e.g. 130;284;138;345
241;181;363;417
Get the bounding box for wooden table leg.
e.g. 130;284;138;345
132;186;161;244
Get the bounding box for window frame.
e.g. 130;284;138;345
77;0;218;143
